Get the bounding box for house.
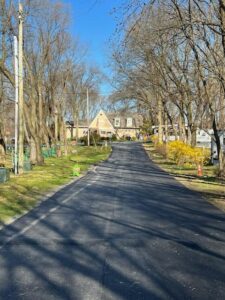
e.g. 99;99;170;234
196;129;212;148
152;125;178;141
192;129;225;160
66;110;143;140
66;120;88;140
89;110;115;138
107;112;143;139
152;126;214;146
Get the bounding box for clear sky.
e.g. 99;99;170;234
63;0;124;94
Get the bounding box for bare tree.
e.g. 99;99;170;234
110;0;225;176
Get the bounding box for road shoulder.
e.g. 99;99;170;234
143;143;225;212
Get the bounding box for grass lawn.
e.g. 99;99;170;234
0;146;111;224
143;143;225;212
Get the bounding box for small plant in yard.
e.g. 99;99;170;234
72;164;81;177
80;132;101;146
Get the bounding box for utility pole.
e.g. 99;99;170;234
87;88;90;146
18;2;24;174
14;36;19;175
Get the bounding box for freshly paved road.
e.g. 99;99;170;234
0;143;225;300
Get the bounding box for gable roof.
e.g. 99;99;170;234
89;110;115;132
66;110;143;129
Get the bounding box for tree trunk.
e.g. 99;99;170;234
164;113;168;143
30;136;44;165
76;116;79;141
54;107;59;142
0;141;5;154
212;116;224;175
0;137;6;166
187;125;197;146
35;138;44;165
187;126;192;145
63;122;68;156
157;96;163;143
44;134;50;149
191;127;197;147
178;114;187;143
30;137;36;165
218;150;225;177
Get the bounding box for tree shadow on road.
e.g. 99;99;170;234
0;143;225;299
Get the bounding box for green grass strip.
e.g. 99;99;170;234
0;146;111;224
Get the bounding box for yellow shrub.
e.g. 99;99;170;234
167;141;210;166
151;134;158;144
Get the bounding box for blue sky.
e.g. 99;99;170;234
63;0;124;94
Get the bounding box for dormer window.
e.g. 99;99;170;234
126;117;132;127
114;117;120;127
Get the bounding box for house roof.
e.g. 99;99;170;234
89;110;115;132
107;112;143;128
66;110;143;129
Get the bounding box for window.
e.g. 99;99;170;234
101;131;106;134
114;118;120;127
126;117;132;127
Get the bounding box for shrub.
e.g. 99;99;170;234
150;134;158;144
111;134;117;141
167;141;210;166
79;132;101;146
100;137;110;141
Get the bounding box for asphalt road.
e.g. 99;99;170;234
0;142;225;300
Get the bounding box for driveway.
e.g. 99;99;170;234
0;142;225;299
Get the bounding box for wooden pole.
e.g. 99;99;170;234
18;2;24;174
87;88;90;146
14;36;19;174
